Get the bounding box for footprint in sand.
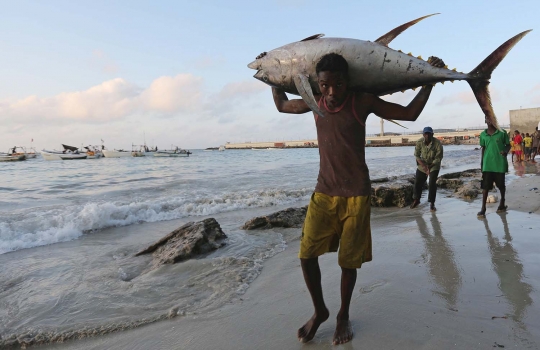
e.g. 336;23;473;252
359;280;388;294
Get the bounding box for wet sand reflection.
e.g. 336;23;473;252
482;214;533;323
416;214;462;309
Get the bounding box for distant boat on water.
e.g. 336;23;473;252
102;149;131;158
0;152;26;162
41;144;80;161
60;153;87;160
7;146;36;159
154;146;191;157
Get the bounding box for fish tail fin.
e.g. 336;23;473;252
467;30;531;130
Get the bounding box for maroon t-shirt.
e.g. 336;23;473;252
313;93;371;197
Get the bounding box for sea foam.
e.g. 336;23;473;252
0;188;311;255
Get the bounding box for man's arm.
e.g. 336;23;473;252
480;147;484;171
272;88;313;114
364;56;445;122
431;142;443;168
414;141;430;174
501;133;511;156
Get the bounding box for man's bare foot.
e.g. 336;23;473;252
430;203;436;212
410;199;420;209
297;309;329;343
477;209;486;218
333;319;353;345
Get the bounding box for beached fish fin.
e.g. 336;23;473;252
293;74;325;118
467;29;532;131
375;13;439;46
385;118;408;129
300;34;324;42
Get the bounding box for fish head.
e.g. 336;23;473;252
248;49;292;89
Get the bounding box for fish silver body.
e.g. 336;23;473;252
250;37;467;96
248;14;531;130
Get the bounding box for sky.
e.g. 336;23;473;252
0;0;539;150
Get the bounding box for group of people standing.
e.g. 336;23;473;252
410;119;514;218
510;127;540;162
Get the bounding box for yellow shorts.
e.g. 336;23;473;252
299;192;372;269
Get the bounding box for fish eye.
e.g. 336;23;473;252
263;75;269;82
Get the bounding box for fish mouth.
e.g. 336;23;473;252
247;60;259;70
253;70;264;81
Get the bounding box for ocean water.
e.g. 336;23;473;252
0;146;482;255
0;145;486;345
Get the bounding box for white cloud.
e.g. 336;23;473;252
140;74;203;113
0;74;273;150
218;80;267;100
0;75;205;124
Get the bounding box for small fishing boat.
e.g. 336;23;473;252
41;144;86;160
131;144;147;157
60;153;87;160
153;146;191;157
40;149;64;161
83;145;103;159
7;146;36;159
102;149;132;158
218;145;226;151
0;152;26;162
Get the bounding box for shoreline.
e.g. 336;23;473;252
35;170;540;350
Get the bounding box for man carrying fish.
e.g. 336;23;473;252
269;52;445;345
249;14;529;345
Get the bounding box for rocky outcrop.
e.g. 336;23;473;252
370;175;416;208
242;206;308;230
455;181;482;199
437;169;482;199
135;218;227;269
243;169;485;230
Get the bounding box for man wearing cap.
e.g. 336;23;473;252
410;127;443;211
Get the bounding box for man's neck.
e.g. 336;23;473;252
486;125;497;135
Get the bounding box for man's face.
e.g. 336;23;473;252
423;132;433;143
484;116;493;127
317;71;348;108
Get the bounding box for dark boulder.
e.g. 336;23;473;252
371;178;415;208
242;206;308;230
135;218;227;269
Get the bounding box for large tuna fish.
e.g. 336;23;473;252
247;14;531;130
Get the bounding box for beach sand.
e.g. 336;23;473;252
37;169;540;350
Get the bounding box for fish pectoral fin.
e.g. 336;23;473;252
299;34;325;42
385;118;408;129
375;13;439;46
293;74;325;117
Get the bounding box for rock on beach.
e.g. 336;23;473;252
135;218;227;269
243;169;484;230
242;206;308;230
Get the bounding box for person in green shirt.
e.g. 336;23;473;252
410;126;443;211
477;116;511;218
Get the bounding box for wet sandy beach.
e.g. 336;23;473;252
36;169;540;350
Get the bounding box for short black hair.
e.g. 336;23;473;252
316;53;348;75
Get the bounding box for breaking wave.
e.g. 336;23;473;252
0;188;311;255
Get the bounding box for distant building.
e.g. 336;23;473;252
509;107;540;133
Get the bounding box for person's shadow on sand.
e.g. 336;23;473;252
415;214;462;310
482;214;533;326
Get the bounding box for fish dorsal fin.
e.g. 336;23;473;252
300;34;325;42
375;13;439;46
